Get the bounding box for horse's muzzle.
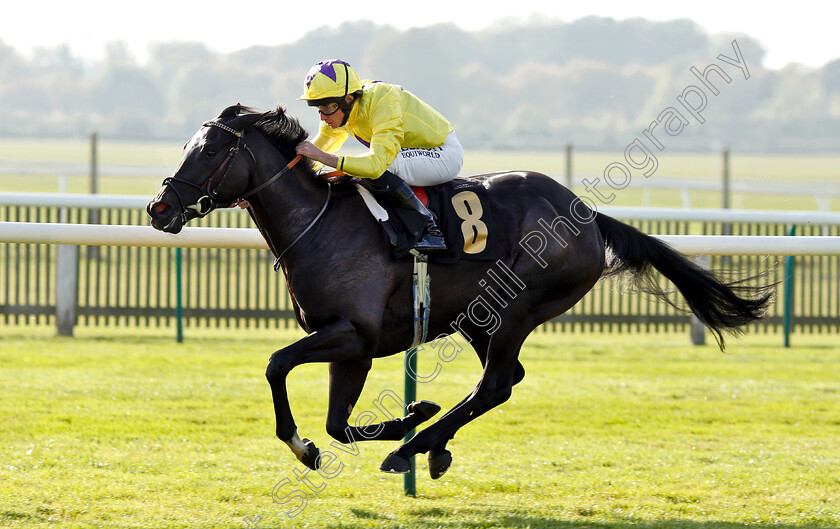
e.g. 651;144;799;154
146;199;184;234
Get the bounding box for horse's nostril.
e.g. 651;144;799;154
154;203;168;214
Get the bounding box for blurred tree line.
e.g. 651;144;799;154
1;16;838;152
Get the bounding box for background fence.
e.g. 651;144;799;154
3;193;839;339
0;197;293;330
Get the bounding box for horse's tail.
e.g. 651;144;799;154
594;213;772;350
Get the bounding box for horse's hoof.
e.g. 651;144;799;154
380;452;412;474
408;400;441;421
428;449;452;479
299;438;321;470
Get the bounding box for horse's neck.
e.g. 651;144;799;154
247;164;327;263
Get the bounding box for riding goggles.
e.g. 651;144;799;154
317;102;341;116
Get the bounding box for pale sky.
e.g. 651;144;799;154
2;0;836;69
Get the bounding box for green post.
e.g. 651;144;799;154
403;347;417;496
783;225;796;347
176;247;184;343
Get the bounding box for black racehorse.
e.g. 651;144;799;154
147;104;771;479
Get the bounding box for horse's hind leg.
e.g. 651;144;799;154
420;357;526;478
419;348;526;476
380;322;532;478
325;359;442;444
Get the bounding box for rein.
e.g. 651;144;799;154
272;179;331;271
164;120;332;270
242;154;302;200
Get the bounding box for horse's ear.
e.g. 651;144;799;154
229;111;268;131
217;104;243;119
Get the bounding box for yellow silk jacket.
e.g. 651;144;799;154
312;81;454;178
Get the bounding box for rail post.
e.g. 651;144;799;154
690;255;710;345
783;225;796;347
88;131;100;261
721;147;732;234
55;244;79;336
403;347;417;496
56;177;78;336
175;247;184;343
565;142;573;190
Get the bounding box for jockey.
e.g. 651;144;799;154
295;59;463;253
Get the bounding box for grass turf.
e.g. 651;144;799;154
1;326;838;528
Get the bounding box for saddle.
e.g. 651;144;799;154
354;176;501;264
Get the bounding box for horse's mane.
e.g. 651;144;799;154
218;104;317;178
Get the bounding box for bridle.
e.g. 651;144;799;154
161;120;259;218
159;119;331;269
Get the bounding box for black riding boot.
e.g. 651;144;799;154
366;171;446;253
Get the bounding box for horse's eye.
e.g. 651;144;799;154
204;148;217;158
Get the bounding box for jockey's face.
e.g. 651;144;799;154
319;105;344;128
318;95;354;128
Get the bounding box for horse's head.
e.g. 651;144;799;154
147;105;266;233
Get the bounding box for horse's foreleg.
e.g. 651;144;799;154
325;359;442;444
324;365;442;445
265;318;367;470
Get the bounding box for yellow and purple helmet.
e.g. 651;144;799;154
298;59;362;105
